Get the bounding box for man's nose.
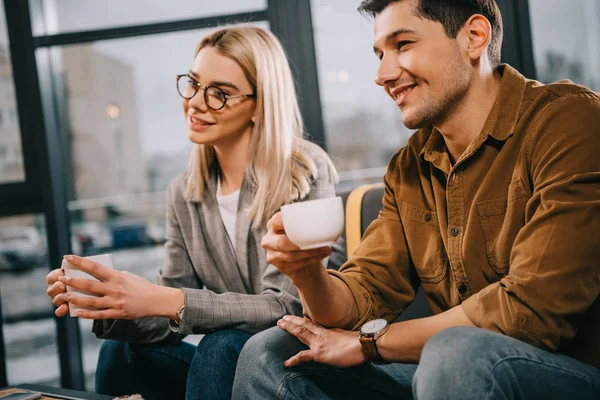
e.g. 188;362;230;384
375;56;401;87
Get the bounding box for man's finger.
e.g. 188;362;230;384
266;212;285;233
267;247;328;264
63;255;114;281
277;317;316;346
284;350;314;368
273;254;330;273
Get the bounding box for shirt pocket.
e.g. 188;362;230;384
400;202;448;284
476;179;527;275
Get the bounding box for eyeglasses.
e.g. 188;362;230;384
176;74;255;111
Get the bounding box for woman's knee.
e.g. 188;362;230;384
195;329;254;360
97;340;130;370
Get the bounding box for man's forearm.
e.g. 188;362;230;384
377;305;476;363
290;262;357;328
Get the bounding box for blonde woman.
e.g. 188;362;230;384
45;26;344;400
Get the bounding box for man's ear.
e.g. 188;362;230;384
461;14;492;62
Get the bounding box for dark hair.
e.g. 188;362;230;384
358;0;503;67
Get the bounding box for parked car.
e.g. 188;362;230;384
108;220;152;249
71;222;113;255
0;227;47;272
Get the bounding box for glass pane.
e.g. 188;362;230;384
0;214;59;385
31;0;267;36
40;22;267;389
529;0;600;91
0;2;25;183
311;0;413;187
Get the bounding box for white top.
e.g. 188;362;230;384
216;179;240;251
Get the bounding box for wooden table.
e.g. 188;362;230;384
0;384;113;400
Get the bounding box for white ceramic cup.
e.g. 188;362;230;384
280;196;344;250
62;253;114;317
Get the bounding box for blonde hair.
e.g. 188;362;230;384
184;25;338;226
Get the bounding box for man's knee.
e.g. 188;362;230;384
421;326;494;364
239;327;296;367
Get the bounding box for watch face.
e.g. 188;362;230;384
361;318;387;335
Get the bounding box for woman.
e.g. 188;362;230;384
45;25;344;400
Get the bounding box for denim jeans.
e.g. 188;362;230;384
96;329;253;400
232;326;600;400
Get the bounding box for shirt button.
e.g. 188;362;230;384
424;213;432;222
458;283;468;294
450;227;459;236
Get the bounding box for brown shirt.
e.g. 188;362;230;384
330;64;600;368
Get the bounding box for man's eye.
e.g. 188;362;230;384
396;41;412;50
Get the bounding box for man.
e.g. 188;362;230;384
231;0;600;398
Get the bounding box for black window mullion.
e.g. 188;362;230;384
497;0;536;78
267;0;327;150
33;11;268;47
4;0;84;390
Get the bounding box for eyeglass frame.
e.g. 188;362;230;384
176;74;256;111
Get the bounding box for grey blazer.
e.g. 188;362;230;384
93;147;346;344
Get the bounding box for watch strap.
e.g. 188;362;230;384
359;335;385;363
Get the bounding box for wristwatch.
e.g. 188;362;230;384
175;304;185;324
359;318;390;363
168;304;185;333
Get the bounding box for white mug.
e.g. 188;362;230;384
280;196;344;250
62;253;114;317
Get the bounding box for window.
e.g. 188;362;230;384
31;0;267;36
0;2;25;184
311;0;413;188
0;214;58;385
40;22;268;387
529;0;600;91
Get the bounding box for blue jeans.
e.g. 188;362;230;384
232;326;600;399
96;329;253;400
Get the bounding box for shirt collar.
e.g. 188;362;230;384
419;64;528;163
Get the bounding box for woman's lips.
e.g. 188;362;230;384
188;115;215;131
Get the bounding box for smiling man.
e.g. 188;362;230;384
231;1;600;399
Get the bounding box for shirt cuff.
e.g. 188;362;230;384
327;270;375;330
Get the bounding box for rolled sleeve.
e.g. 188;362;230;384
463;93;600;351
329;150;419;330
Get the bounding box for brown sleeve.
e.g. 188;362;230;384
328;149;419;330
463;92;600;351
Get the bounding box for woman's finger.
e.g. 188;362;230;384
55;303;69;317
46;268;64;285
63;255;114;281
61;293;107;310
58;276;110;296
47;281;66;298
52;294;67;307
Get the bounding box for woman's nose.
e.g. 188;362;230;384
188;88;209;111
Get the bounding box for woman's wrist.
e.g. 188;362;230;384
154;285;185;319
